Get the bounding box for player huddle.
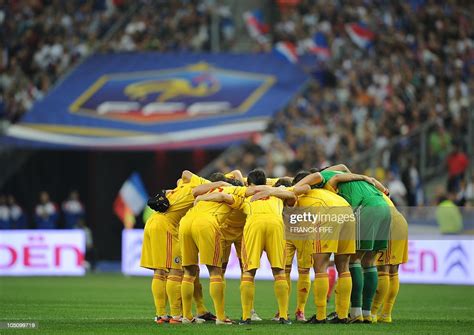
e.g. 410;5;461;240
140;164;408;325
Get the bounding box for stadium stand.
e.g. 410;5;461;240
1;0;131;123
0;0;235;124
207;0;473;205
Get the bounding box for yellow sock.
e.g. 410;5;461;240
166;274;182;317
152;274;167;316
314;273;329;320
334;281;340;315
209;275;225;321
274;274;289;320
336;272;352;319
193;277;207;315
240;274;254;320
181;275;195;320
285;271;292;297
296;273;311;313
382;273;400;317
372;272;389;315
222;276;227;293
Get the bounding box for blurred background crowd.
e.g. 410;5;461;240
0;190;85;229
0;0;472;213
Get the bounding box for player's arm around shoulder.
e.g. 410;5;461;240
250;187;297;206
193;191;235;207
192;181;230;197
328;172;374;190
324;164;351;173
292;184;311;196
293;172;324;188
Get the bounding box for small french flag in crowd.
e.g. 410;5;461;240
345;22;375;49
243;9;269;43
114;172;148;229
307;32;331;59
273;41;299;63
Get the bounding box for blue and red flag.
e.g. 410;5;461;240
114;172;148;229
345;23;375;49
306;32;331;59
243;9;269;43
273;41;298;63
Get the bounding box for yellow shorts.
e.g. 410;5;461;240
179;213;223;267
285;240;313;269
242;216;285;271
140;214;181;270
376;210;408;265
221;225;243;263
313;217;356;255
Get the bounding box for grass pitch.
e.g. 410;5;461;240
0;274;473;334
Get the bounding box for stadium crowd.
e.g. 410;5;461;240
105;0;235;52
1;0;130;123
215;0;472;206
0;0;234;124
0;190;85;229
1;1;471;204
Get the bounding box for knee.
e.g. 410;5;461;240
298;267;310;275
335;256;350;273
361;252;376;267
207;265;222;277
272;267;285;277
169;269;184;277
389;264;399;274
242;270;256;279
184;265;198;277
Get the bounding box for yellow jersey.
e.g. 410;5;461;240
242;194;285;217
266;178;279;186
382;193;395;207
186;186;247;226
156;173;208;229
297;188;350;207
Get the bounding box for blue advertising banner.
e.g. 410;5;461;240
2;53;308;150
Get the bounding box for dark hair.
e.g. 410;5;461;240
209;172;226;182
275;178;292;187
292;170;310;185
226;178;244;186
309;167;320;173
247;169;266;185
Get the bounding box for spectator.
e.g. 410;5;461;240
386;172;407;207
219;0;472;186
0;195;11;229
436;192;463;235
2;0;129;123
401;158;422;207
62;190;85;229
8;195;27;229
446;143;469;193
429;123;452;165
34;191;58;229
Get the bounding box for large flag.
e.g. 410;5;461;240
273;41;298;63
306;32;331;59
243;9;269;43
113;172;148;229
345;23;375;49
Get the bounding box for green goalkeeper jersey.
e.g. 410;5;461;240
317;170;383;207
